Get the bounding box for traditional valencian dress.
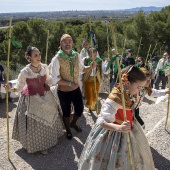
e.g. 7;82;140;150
12;63;64;153
83;56;105;111
78;87;155;170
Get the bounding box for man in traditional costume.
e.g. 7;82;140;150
51;34;93;140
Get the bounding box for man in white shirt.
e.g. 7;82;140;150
51;34;94;140
155;52;169;89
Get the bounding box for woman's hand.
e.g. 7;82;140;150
4;84;16;92
165;89;170;95
119;121;131;133
4;84;11;92
90;62;97;69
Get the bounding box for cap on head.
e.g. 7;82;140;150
60;34;72;43
151;56;157;61
111;48;116;52
126;49;132;53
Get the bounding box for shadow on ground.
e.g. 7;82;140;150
0;99;18;118
151;147;170;169
13;111;97;170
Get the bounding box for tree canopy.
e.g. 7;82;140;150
0;6;170;68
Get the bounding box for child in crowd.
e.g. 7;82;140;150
78;65;154;170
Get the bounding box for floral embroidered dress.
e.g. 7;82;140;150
78;87;155;170
12;63;64;153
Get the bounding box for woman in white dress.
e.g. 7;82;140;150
5;45;64;154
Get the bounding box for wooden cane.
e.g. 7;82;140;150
145;44;152;66
165;75;170;129
110;20;134;170
136;37;142;59
105;20;110;93
89;16;99;114
45;30;49;64
6;17;12;160
150;42;157;60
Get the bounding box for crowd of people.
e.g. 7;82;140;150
1;33;170;169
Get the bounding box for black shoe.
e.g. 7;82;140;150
66;132;73;140
70;125;82;132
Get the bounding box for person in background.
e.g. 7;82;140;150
82;48;108;115
155;52;169;89
0;63;6;103
123;49;135;67
79;39;90;60
109;49;117;90
136;56;145;68
5;45;64;154
148;56;158;88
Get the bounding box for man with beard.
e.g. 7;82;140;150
51;34;94;140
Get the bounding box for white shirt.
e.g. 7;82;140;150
82;58;109;76
79;48;88;60
155;58;169;74
51;53;85;85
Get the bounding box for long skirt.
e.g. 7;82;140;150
78;119;155;170
12;90;64;153
84;77;100;110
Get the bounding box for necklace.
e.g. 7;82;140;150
31;64;39;69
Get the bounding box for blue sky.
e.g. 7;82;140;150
0;0;169;13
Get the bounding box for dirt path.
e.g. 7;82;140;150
0;94;170;170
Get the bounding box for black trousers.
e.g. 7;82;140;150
135;108;144;126
58;87;84;117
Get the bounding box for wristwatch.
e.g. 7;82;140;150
68;81;72;87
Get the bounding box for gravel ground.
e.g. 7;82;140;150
0;93;170;170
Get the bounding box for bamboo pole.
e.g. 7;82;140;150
45;30;49;64
150;42;157;60
165;75;170;129
110;20;133;170
121;38;126;57
136;37;142;59
89;16;99;114
105;20;110;93
6;17;12;160
145;44;152;66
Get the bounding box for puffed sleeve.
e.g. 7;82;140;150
78;53;85;74
97;98;121;124
14;70;26;92
51;56;61;85
151;88;166;97
45;64;51;85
